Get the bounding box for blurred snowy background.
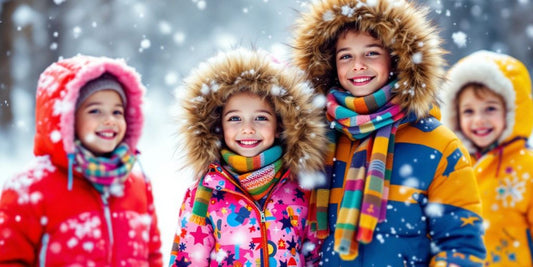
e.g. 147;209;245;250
1;0;533;264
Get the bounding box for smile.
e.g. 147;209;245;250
472;128;492;136
238;140;261;147
349;76;374;85
96;131;117;139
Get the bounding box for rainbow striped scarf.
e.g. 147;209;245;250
221;146;283;201
74;141;136;194
325;81;408;260
189;146;283;225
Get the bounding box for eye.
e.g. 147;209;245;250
227;116;241;122
367;51;380;56
486;106;500;112
338;54;351;60
113;109;124;116
88;108;101;114
461;108;473;115
256;115;269;121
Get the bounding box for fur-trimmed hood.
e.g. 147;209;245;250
291;0;446;118
178;48;328;186
34;55;145;170
441;50;533;153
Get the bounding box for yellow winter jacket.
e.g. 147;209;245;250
442;51;533;266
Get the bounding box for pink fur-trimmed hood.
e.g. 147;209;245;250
34;55;145;169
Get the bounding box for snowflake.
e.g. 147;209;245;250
451;31;467;48
322;10;335;21
271;85;287;96
312;95;326;109
496;175;525;207
341;5;356;17
412;52;423;64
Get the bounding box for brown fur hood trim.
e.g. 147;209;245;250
291;0;446;118
177;48;328;187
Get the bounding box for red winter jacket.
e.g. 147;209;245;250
0;55;162;266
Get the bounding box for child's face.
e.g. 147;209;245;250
335;30;392;97
458;86;506;150
75;90;126;156
222;92;278;157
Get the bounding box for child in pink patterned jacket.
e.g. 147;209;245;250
169;48;328;266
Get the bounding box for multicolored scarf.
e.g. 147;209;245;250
190;146;283;225
221;145;283;201
74;141;136;194
324;81;408;260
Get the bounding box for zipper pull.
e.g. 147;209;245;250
260;210;266;223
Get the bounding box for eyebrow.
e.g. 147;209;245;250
223;109;274;116
460;100;503;107
82;102;124;108
336;43;384;55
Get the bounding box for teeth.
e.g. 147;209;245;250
352;77;371;83
473;129;491;135
240;140;258;145
99;132;114;137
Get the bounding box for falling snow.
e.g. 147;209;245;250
451;31;467;48
3;1;533;265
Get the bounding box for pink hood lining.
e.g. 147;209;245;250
59;56;145;154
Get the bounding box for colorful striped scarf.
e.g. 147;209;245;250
74;141;136;194
190;146;283;225
221;146;283;200
325;81;408;260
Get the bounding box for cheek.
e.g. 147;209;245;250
81;133;97;144
458;117;470;132
336;63;346;77
222;125;236;140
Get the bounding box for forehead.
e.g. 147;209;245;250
336;30;383;47
224;92;274;110
458;87;505;109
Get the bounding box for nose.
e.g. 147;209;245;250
103;114;117;125
472;113;485;126
352;57;367;71
241;122;255;134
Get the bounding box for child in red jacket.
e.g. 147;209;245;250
0;55;162;266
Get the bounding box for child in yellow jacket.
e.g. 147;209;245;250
442;50;533;266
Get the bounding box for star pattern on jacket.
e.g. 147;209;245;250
460;216;479;227
190;226;208;245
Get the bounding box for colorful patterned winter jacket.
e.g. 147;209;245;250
0;55;162;266
169;49;328;266
170;163;320;266
442;51;533;266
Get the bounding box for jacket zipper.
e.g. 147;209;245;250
217;169;289;267
38;233;50;267
101;193;114;265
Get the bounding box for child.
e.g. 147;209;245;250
291;0;486;266
169;48;328;266
0;55;162;266
442;50;533;266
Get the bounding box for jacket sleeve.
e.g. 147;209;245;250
427;139;486;267
169;184;215;267
0;174;44;266
144;179;163;267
